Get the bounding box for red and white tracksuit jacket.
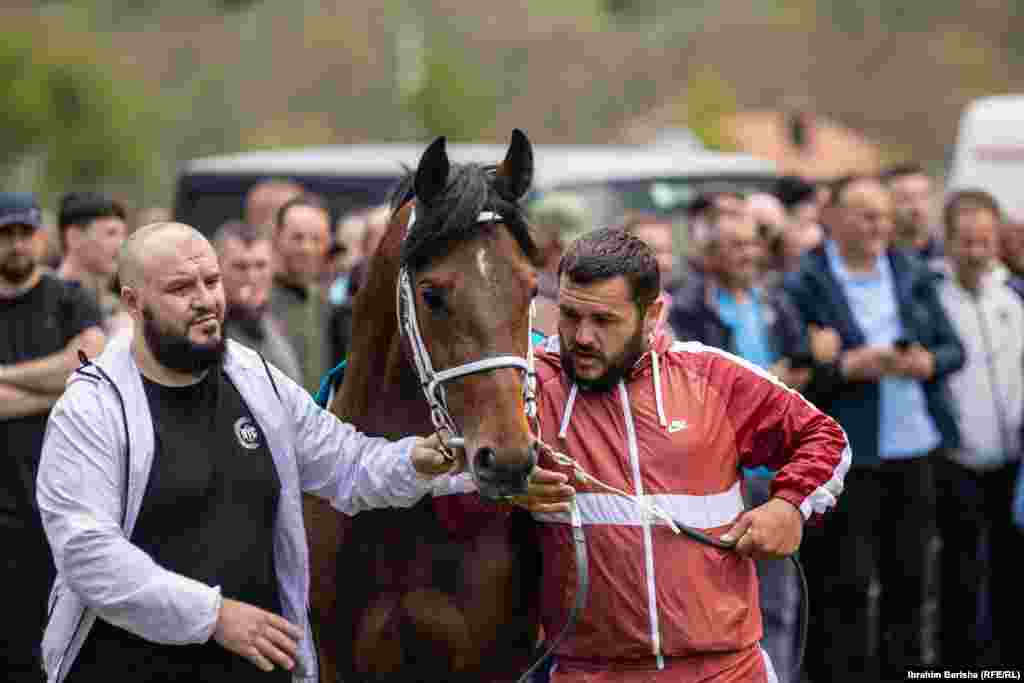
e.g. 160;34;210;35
530;334;850;682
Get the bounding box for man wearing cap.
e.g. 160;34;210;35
0;192;107;681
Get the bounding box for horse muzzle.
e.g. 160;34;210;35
471;441;538;500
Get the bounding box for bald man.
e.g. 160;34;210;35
244;179;304;231
36;222;462;683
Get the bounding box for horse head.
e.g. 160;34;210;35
398;130;539;500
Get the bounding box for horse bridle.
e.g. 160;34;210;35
396;208;539;450
396;206;588;682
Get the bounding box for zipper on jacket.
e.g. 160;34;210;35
618;381;664;670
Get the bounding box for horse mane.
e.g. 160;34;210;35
391;163;539;273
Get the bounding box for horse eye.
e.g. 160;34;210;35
422;287;446;313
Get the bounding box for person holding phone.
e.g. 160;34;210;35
784;176;964;682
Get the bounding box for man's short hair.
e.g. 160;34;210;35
620;211;670;235
212;219;269;252
880;163;929;185
774;175;817;211
58;192;126;250
558;227;660;309
686;190;744;220
244;178;305;224
274;194;330;234
827;174;881;208
943;189;1002;241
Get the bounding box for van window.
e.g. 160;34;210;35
174;173;402;235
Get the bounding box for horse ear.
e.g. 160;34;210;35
414;136;450;205
494;128;533;202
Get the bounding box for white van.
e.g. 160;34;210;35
947;94;1024;222
173;142;776;235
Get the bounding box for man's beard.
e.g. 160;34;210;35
0;253;36;285
562;324;647;392
895;214;926;245
142;306;226;375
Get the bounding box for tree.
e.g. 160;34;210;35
0;21;162;203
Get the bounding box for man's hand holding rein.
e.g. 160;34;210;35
721;496;804;560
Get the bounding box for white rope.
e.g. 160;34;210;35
558;384;578;439
542;443;680;534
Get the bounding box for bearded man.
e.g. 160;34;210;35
0;192;106;682
36;221;468;683
521;228;850;682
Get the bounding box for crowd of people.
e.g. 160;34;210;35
1;156;1022;682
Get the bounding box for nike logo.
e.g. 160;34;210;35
668;419;688;433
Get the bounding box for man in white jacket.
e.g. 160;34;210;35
935;191;1024;668
35;222;475;682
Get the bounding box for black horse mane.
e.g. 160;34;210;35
391;163;538;273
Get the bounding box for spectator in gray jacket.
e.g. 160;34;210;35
213;220;302;383
934;190;1024;667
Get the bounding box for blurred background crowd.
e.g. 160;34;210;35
5;1;1024;681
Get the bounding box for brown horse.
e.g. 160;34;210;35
304;131;550;682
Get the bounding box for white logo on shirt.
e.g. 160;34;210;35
668;419;688;433
234;417;261;450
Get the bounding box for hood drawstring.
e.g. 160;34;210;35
651;349;667;428
558;383;578;439
559;347;667;437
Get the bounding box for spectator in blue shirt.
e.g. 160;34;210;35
785;176;964;682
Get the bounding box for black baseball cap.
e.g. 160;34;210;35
0;192;43;230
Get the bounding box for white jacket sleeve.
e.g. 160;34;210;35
37;379;222;645
277;367;433;514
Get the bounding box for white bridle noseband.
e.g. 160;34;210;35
396;207;538;445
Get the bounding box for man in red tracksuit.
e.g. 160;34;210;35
517;227;850;682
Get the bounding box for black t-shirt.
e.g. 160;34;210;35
0;273;101;532
69;366;287;682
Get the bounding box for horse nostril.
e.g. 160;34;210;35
474;447;497;473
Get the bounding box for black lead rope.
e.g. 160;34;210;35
516;520;589;683
513;511;807;683
670;521;809;682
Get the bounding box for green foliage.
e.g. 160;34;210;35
525;0;609;25
684;67;739;152
817;0;965;36
404;35;499;141
0;24;162;203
